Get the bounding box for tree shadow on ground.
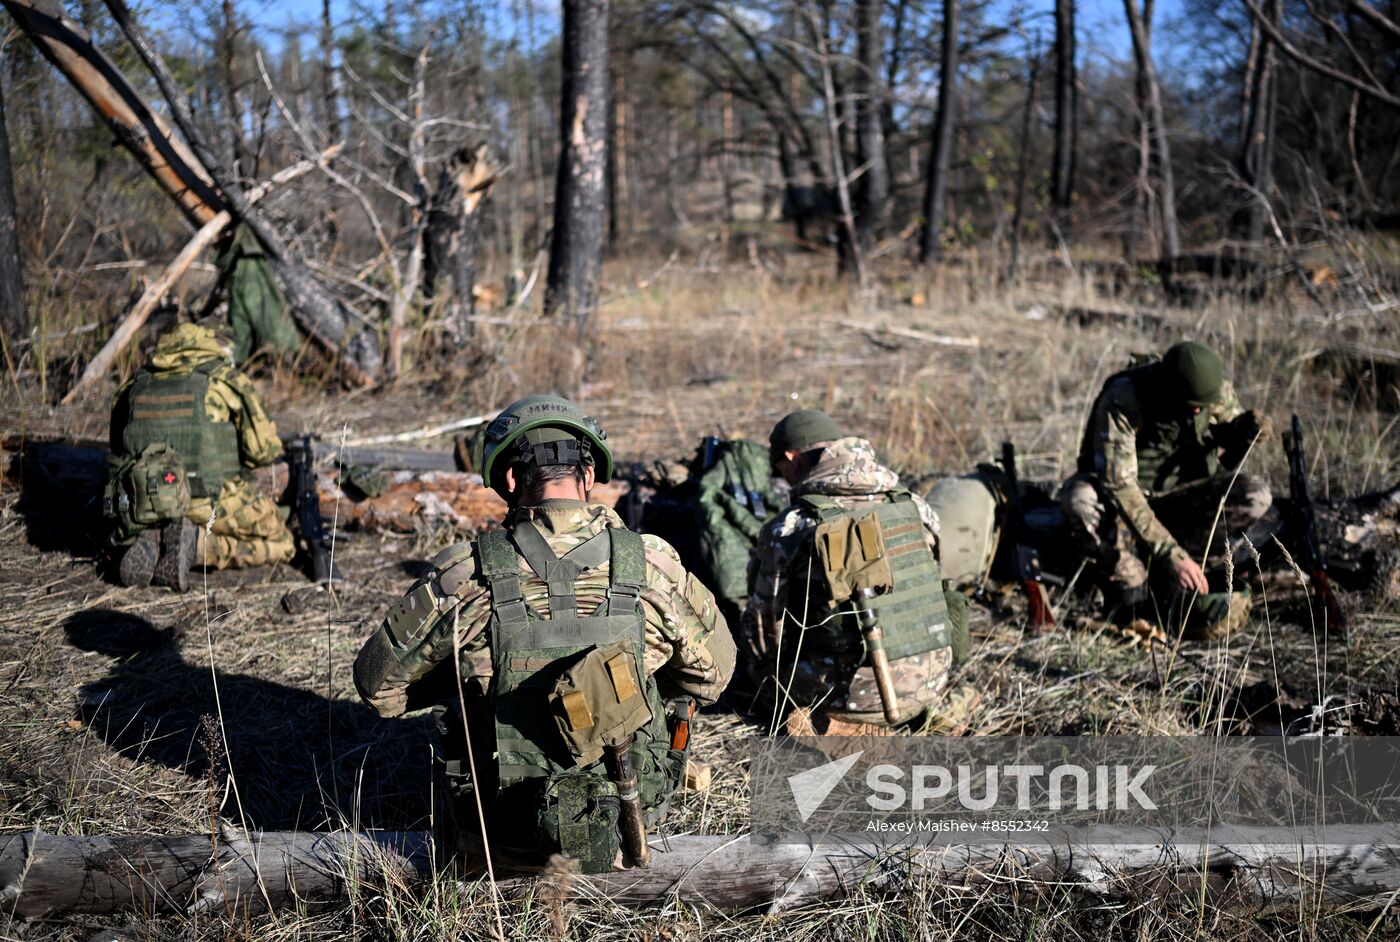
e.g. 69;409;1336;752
64;607;436;832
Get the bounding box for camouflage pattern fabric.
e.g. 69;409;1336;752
190;477;295;570
743;437;950;722
354;499;735;720
1077;372;1246;564
111;324;288;568
1061;471;1272;594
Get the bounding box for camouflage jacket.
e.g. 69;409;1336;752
1081;373;1244;563
110;324;282;468
354;499;736;719
743;437;940;657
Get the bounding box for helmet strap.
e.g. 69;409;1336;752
512;436;592;470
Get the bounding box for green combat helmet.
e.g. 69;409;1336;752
480;395;614;495
1159;341;1224;408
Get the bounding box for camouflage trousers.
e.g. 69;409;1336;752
188;478;295;570
1061;471;1273;595
773;645;953;726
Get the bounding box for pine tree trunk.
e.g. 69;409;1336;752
855;0;888;250
0;76;24;341
1237;0;1278;243
545;0;610;340
320;0;340;140
1051;0;1076;229
920;0;960;265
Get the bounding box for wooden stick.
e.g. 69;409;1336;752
340;413;494;448
835;319;981;348
3;827;1398;918
60;149;337;405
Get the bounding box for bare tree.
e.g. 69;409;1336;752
806;0;865;285
0;74;23;341
920;0;960;265
1123;0;1180;261
1051;0;1076;229
854;0;888;250
1008;43;1041;282
319;0;340;140
1236;0;1278;242
426;144;498;346
545;0;610;337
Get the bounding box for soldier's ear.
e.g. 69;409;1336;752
504;466;520;497
583;464;596;490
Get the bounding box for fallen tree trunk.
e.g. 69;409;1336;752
0;0;223;227
3;827;1398;918
59;150;335;406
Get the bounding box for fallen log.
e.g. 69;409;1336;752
60;149;336;406
3;826;1398;919
0;0;223;227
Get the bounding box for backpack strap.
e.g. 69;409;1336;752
479;529;529;633
795;493;845;520
606;528;646;623
511;520;587;620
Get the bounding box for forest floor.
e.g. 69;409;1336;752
1;244;1398;940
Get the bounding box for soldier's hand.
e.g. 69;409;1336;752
1236;410;1273;444
1168;556;1210;595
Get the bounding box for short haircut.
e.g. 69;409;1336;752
521;462;587;491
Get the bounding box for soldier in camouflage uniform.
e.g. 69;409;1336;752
744;410;962;731
1061;341;1272;633
354;396;735;872
108;323;294;591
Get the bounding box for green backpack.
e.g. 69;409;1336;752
693;438;781;604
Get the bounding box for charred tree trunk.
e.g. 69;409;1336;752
1007;52;1040;282
1236;0;1278;243
425;145;497;348
854;0;888;250
0;76;23;341
1123;0;1180;262
545;0;609;340
218;0;252;176
1051;0;1076;231
920;0;960;265
319;0;340;140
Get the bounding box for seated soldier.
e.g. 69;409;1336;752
1060;340;1273;636
353;395;735;873
107;322;295;591
743;409;971;734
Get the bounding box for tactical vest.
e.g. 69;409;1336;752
788;491;951;662
469;521;677;868
1077;364;1217;494
116;361;242;499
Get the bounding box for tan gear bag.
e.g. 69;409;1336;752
551;639;654;767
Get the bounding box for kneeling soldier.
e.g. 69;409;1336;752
1061;340;1273;636
106;322;294;591
743;410;971;733
353;396;735;873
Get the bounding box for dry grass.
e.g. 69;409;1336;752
1;242;1398;939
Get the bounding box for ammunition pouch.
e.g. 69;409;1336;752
944;582;970;665
551;639;654;767
104;443;191;542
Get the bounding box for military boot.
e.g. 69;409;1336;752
152;518;197;592
1181;590;1252;642
117;528;160;587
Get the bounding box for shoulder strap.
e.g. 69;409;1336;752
796;493;845;520
606;527;645;619
479;529;529;632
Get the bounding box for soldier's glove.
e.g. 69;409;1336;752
1218;410;1272;468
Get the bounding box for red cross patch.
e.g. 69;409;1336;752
163;472;177;485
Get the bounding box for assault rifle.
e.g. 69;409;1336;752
284;435;344;586
999;442;1055;630
1282;416;1346;634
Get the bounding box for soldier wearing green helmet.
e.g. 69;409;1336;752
1061;341;1274;637
353;394;735;873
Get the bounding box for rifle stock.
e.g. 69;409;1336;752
1000;442;1056;630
